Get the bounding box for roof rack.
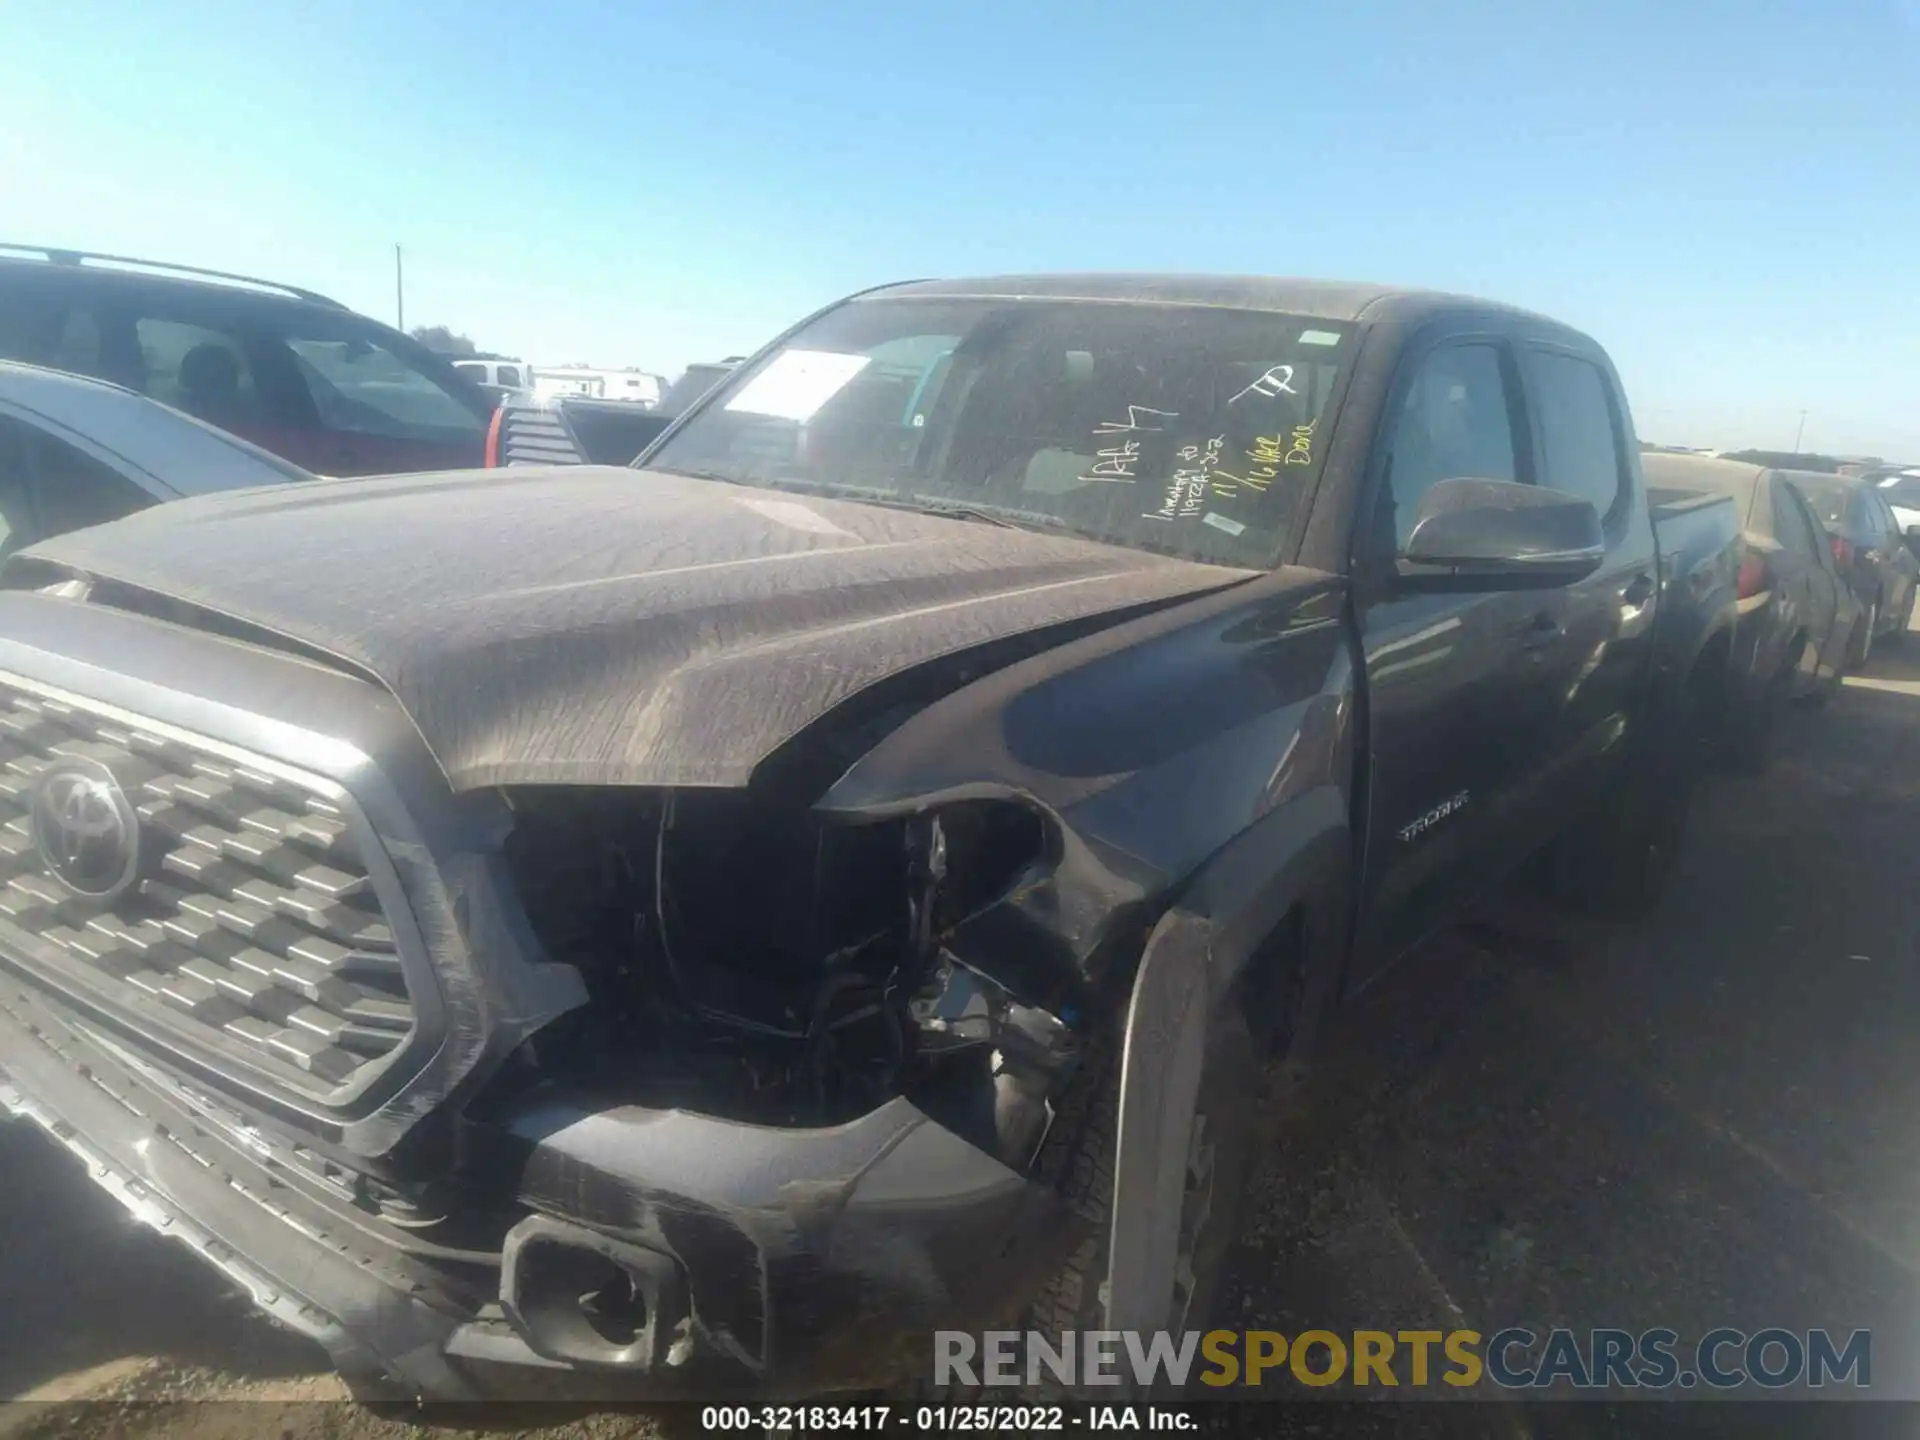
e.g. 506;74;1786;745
0;243;348;309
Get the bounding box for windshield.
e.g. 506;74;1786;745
642;297;1355;566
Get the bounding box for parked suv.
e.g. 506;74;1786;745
0;246;493;475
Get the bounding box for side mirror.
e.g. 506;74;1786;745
1400;477;1605;588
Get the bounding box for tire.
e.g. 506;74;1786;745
1546;660;1710;920
1805;654;1843;707
1019;1008;1260;1399
1849;600;1878;668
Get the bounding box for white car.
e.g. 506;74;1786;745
0;359;315;558
1876;471;1920;547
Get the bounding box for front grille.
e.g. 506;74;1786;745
0;681;414;1099
497;406;583;466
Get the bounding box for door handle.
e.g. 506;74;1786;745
1512;610;1564;650
1622;572;1656;606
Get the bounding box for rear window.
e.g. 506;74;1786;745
1789;475;1854;528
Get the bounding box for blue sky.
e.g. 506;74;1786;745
6;0;1920;455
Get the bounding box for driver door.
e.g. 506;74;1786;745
1349;332;1582;988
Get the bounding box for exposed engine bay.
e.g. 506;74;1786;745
490;787;1082;1172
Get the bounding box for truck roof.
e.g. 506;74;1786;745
870;273;1561;328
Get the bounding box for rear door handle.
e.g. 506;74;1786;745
1622;572;1656;606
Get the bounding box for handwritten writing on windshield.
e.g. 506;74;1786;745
1083;439;1141;481
1081;405;1179;484
1144;436;1226;522
1222;420;1317;496
1094;404;1179;435
1229;364;1297;405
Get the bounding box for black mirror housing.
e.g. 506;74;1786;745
1399;477;1605;588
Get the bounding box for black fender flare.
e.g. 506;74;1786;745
1101;785;1352;1332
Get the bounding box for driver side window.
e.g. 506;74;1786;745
282;335;482;444
1380;344;1522;551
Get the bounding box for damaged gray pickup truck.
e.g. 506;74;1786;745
0;275;1740;1402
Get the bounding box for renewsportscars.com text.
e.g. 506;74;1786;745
934;1327;1871;1391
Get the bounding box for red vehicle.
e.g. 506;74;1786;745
0;245;493;476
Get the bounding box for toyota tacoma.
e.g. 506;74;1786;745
0;275;1739;1401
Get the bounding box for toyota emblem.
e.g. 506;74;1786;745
30;760;142;903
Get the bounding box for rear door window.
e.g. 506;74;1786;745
1522;349;1627;522
50;308;108;380
134;317;268;430
284;335;484;445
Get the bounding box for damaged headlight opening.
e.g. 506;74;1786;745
486;787;1079;1169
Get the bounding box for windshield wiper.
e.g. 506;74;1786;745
653;473;1073;533
647;464;752;487
867;496;1072;532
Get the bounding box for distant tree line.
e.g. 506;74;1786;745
407;325;474;355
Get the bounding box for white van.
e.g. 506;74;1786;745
451;358;530;392
528;366;665;408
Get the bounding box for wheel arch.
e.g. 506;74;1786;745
1100;785;1352;1332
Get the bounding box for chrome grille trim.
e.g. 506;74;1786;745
0;674;418;1100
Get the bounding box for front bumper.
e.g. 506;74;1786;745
0;977;1080;1400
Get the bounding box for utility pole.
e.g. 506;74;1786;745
395;244;405;333
1793;409;1807;453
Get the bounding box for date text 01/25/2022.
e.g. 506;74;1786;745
700;1405;1197;1432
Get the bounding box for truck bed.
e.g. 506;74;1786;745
492;394;675;468
1648;485;1733;519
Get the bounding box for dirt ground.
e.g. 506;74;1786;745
4;619;1920;1439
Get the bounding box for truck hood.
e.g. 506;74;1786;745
19;466;1258;791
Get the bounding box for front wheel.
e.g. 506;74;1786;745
1021;1011;1259;1398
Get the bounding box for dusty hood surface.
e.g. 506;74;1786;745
20;466;1257;790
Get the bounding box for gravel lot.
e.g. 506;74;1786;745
4;617;1918;1439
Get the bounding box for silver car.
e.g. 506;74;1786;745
0;359;315;558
